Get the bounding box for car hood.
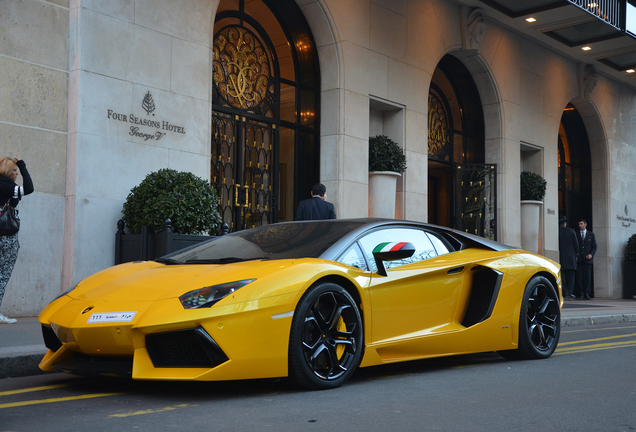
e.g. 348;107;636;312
67;259;293;303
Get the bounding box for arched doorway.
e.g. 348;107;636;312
211;0;320;231
428;54;496;240
558;104;593;228
558;103;594;295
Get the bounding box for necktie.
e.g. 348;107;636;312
581;231;585;241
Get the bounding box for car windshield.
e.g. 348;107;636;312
160;221;364;264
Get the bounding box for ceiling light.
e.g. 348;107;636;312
582;46;592;51
526;17;536;22
627;69;635;73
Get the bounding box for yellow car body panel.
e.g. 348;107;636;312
358;249;561;367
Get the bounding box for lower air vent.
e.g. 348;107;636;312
52;353;133;377
42;325;63;352
146;327;229;368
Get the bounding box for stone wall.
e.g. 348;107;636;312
0;0;68;316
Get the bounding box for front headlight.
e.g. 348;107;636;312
179;279;256;309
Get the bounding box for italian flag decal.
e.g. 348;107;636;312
373;242;412;254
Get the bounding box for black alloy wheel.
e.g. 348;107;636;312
499;275;560;360
288;282;364;390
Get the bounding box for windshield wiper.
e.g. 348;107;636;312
154;257;183;265
185;257;262;264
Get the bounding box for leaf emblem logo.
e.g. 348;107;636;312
142;91;156;116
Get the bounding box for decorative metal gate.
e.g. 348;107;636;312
454;164;497;241
211;1;321;232
211;113;276;232
211;22;278;232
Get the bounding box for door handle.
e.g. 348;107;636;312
234;184;250;208
447;266;464;275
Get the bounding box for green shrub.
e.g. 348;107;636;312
626;233;636;261
369;135;407;174
122;169;221;235
520;171;547;201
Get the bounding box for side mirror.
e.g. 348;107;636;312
372;242;415;276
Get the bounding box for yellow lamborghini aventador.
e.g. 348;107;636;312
39;219;562;389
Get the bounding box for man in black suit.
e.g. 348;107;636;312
575;218;597;300
558;216;579;299
295;183;337;221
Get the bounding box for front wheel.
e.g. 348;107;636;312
288;282;364;390
499;275;560;360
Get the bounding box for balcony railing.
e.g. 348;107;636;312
569;0;623;29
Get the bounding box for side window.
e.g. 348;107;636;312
426;232;451;256
337;242;368;270
358;228;438;271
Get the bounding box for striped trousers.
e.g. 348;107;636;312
0;234;19;307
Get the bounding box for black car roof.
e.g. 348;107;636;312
287;218;514;261
162;218;513;264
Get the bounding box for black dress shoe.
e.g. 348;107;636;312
583;295;591;300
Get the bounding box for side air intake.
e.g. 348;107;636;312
461;267;503;327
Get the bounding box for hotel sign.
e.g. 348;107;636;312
618;205;635;228
106;92;186;141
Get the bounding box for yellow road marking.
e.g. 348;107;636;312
110;404;197;417
0;392;125;409
556;339;636;352
555;341;636;355
562;325;636;334
558;332;636;346
0;384;71;397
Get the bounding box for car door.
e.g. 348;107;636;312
358;227;469;348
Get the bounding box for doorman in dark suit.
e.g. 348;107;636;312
295;183;337;221
558;216;579;299
575;218;597;299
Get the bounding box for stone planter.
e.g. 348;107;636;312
520;200;543;253
369;171;401;218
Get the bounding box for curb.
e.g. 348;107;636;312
562;314;636;327
0;353;48;379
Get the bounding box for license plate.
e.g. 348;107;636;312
87;312;136;323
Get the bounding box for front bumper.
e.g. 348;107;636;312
38;292;300;381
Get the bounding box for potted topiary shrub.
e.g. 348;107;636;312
520;171;547;201
368;135;407;218
624;233;636;299
520;171;547;253
116;169;223;264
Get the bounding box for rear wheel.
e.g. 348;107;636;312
288;282;364;390
499;275;560;360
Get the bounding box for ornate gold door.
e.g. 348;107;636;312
454;164;497;241
212;24;277;232
211;113;275;231
212;0;321;232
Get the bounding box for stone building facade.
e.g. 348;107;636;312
2;0;636;316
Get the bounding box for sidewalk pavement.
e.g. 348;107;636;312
1;299;636;380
